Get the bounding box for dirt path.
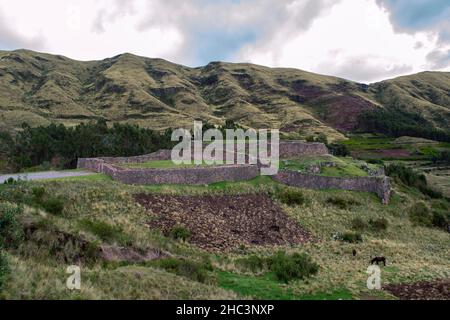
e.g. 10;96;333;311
0;170;94;183
135;193;312;251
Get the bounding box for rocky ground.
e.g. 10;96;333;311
134;193;312;251
384;280;450;300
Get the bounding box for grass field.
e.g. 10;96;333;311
0;172;448;300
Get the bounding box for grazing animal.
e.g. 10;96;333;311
371;257;386;266
352;249;357;256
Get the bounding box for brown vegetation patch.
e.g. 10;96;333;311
318;95;377;132
384;279;450;300
134;193;312;251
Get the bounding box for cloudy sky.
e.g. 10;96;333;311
0;0;449;83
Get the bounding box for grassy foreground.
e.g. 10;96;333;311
0;173;448;300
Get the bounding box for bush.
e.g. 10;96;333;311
41;196;65;215
351;217;368;231
367;159;384;165
277;189;306;206
3;178;17;185
432;211;449;231
328;143;350;157
385;163;442;199
267;251;319;283
326;196;360;210
31;187;46;200
0;251;9;290
0;203;23;248
409;202;433;227
418;185;443;199
341;232;363;243
155;258;212;283
368;217;389;232
169;225;191;242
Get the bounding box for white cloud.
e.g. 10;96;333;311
0;0;183;61
237;0;450;82
0;0;449;82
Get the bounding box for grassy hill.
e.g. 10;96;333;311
1;49;449;141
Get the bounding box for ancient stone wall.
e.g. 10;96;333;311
273;170;391;204
77;157;260;185
113;165;260;185
76;141;390;203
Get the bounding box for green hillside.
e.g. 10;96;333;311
0;49;449;141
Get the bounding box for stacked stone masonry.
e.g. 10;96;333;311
77;141;391;203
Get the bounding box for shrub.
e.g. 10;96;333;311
267;251;319;283
351;217;368;231
418;185;443;199
169;225;191;242
277;189;306;206
155;258;212;283
79;219;132;246
31;187;46;200
432;211;449;231
3;178;17;185
0;203;23;248
316;133;328;145
306;135;316;143
368;217;389;232
326;196;360;210
367;159;384;165
41;196;65;215
341;232;363;243
328;143;350;157
409;202;433;227
385;163;442;199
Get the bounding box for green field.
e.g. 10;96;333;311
280;155;378;178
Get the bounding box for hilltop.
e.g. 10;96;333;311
0;49;449;141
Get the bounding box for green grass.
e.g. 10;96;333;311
0;169;449;300
341;135;396;151
44;173;111;182
217;271;353;300
280;155;370;177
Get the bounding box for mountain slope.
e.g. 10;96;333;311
0;49;449;140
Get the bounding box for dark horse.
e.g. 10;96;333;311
371;257;386;266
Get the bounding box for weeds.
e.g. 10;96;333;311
267;251;319;283
326;196;360;210
169;225;191;242
276;189;307;206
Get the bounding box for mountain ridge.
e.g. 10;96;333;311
0;49;449;141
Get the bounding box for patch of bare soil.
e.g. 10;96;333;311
384;280;450;300
134;193;312;251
